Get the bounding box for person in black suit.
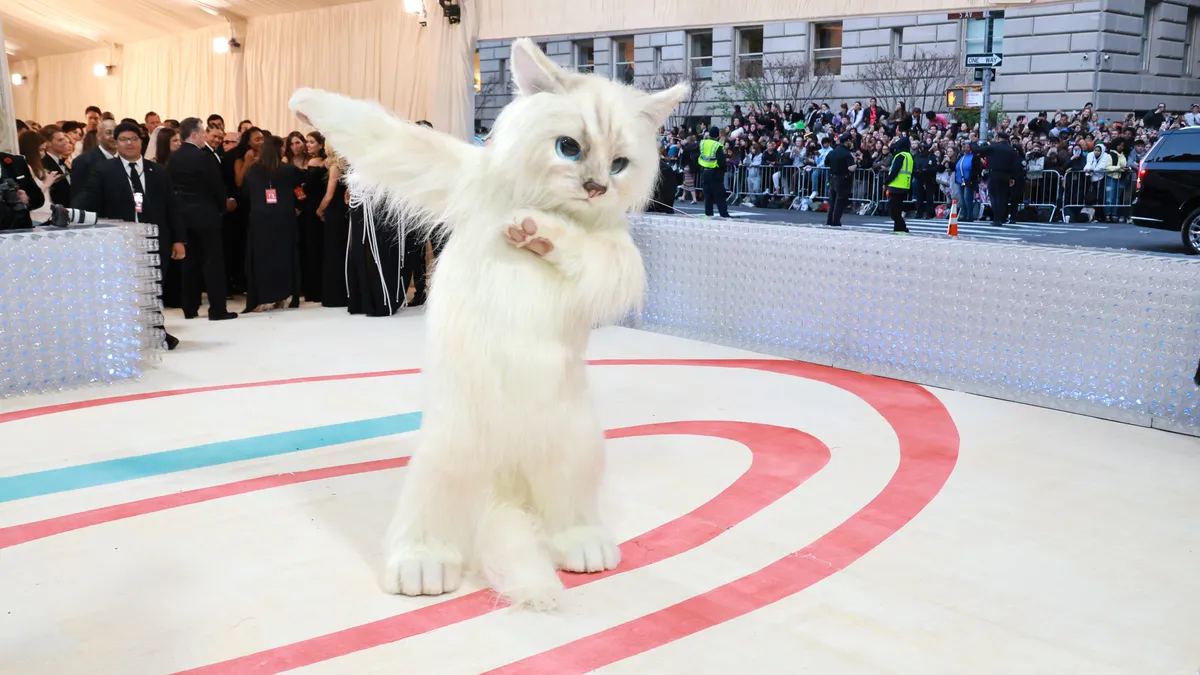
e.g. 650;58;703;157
40;125;75;207
72;121;187;349
168;117;238;321
824;134;856;227
975;132;1023;227
69;118;118;200
0;150;44;230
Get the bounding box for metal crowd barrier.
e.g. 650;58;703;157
1060;169;1135;222
672;165;1106;224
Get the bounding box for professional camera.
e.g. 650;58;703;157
0;178;27;214
44;204;98;228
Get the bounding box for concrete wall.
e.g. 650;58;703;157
474;4;1200;128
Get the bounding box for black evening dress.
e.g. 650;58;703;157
242;164;301;309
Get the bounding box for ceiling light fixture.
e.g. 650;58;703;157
212;36;241;53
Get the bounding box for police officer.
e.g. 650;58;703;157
824;134;856;227
0;150;44;230
698;128;730;219
976;131;1022;226
885;136;914;233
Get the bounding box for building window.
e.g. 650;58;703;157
689;30;713;80
575;40;595;73
890;28;903;60
736;26;764;79
474;50;481;92
653;45;663;75
964;17;1004;56
1187;10;1200;76
812;22;843;76
613;37;635;84
498;58;508;90
1141;3;1157;71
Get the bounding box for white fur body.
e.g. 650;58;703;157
288;39;688;609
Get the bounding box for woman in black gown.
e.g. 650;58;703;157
346;196;404;317
242;135;301;312
297;132;328;303
318;153;350;308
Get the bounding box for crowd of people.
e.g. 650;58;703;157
657;98;1191;225
3;108;436;351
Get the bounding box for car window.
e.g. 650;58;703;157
1147;133;1200;163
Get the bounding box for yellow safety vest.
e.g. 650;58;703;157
698;139;722;169
888;152;914;190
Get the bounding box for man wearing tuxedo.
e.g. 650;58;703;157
40;125;75;206
72;122;188;349
169;117;238;321
70;118;118;200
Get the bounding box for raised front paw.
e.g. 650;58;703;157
551;525;621;573
382;541;463;596
503;217;555;257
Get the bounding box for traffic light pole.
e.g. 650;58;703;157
979;10;995;142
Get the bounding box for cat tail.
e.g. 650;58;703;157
476;501;564;610
288;87;478;238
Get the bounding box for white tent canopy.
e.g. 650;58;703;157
2;0;1056;151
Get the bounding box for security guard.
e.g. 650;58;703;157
976;131;1022;226
698;128;730;219
885;136;913;233
0;150;44;230
824;134;856;227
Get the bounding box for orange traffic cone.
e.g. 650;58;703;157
947;200;959;237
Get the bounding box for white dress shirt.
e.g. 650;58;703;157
123;156;146;194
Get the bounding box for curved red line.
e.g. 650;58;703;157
169;421;829;675
483;359;960;674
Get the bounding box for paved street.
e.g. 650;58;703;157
668;203;1191;258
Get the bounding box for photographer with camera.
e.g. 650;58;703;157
0;149;44;231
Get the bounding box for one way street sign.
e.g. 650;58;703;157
965;53;1003;68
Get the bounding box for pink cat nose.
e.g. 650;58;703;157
583;181;608;199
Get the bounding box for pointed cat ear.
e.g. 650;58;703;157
640;83;691;127
510;37;566;95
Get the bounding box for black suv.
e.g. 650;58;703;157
1132;127;1200;254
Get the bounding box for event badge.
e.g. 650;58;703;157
265;189;278;204
133;192;144;214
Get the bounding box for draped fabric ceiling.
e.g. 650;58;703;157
3;0;1063;150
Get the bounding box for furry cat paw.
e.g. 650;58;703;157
551;526;621;573
503;217;555;257
382;542;463;596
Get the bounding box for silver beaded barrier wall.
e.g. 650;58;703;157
625;215;1200;437
0;222;165;398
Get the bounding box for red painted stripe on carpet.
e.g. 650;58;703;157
0;369;421;425
0;457;410;550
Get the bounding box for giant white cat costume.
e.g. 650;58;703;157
288;38;688;610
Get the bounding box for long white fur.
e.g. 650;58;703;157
289;38;689;610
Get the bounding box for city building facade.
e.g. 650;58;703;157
473;0;1200;128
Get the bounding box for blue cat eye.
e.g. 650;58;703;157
556;136;583;161
610;157;629;175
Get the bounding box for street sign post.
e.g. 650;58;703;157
964;53;1003;68
978;11;998;141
